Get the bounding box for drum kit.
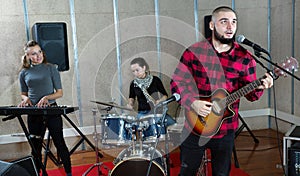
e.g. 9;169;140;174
90;100;176;176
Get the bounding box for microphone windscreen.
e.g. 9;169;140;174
173;93;181;101
236;35;245;43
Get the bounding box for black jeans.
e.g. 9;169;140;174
179;128;234;176
28;114;71;174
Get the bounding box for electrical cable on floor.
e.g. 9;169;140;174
238;134;283;140
272;82;287;176
236;145;281;152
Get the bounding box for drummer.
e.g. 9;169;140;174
126;57;168;119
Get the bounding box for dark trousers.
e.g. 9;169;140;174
179;128;234;176
28;114;71;174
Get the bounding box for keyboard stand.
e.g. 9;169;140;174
62;114;104;157
43;133;61;167
3;114;104;174
42;114;104;167
15;115;48;176
0;106;104;171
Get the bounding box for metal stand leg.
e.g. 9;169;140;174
16;115;48;176
82;109;110;176
235;113;259;143
197;149;210;176
43;132;61;167
233;113;259;168
232;144;239;168
62;114;104;158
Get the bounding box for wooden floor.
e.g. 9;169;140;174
45;129;285;176
234;129;284;176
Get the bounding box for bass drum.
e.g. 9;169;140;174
110;145;166;176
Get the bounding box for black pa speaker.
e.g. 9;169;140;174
32;22;69;71
12;156;38;176
204;15;212;39
0;156;37;176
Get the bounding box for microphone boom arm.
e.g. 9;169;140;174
253;51;300;81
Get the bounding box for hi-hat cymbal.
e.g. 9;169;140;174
90;100;133;111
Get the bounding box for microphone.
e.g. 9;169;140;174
236;35;269;55
156;93;181;107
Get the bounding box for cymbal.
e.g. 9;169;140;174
90;100;133;111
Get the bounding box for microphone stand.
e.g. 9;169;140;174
253;50;299;176
146;104;169;176
253;50;300;81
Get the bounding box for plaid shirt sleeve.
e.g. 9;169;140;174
170;46;206;111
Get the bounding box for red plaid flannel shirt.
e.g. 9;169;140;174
170;39;264;138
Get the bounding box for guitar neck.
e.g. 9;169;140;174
221;76;265;108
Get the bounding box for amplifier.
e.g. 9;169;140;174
288;146;300;176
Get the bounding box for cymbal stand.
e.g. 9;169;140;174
83;109;110;176
197;149;210;176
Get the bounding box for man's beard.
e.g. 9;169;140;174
214;27;235;44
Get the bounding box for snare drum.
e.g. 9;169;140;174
101;114;133;145
110;144;166;176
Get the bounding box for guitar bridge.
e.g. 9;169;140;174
212;101;221;114
199;116;207;126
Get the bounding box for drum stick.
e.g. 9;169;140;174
115;88;138;116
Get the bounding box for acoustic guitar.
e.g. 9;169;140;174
185;57;299;137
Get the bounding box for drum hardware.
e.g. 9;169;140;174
83;109;110;176
108;105;175;175
110;111;169;175
100;114;133;145
130;125;144;155
90;100;133;111
100;106;113;113
145;106;170;176
111;144;166;176
138;113;176;143
197;149;211;176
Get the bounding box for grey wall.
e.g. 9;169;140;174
0;0;299;160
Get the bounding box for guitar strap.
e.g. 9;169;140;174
133;74;155;104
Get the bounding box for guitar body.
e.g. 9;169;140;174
184;57;298;137
185;88;235;137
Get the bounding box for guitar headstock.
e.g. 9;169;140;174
274;57;299;78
